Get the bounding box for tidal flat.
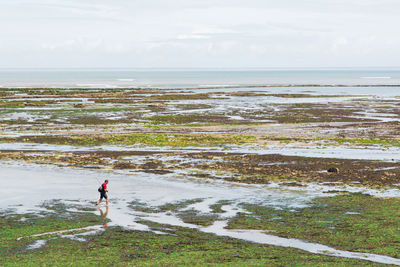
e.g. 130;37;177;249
1;86;400;265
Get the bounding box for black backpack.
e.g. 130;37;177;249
98;184;103;192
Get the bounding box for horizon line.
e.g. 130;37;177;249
1;66;400;71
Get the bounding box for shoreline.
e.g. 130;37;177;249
3;84;400;89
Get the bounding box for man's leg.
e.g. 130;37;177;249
96;195;103;205
106;197;109;206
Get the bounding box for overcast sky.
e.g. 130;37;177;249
1;0;399;68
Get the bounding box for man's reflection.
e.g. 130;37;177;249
97;205;109;227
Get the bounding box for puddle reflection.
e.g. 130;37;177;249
97;206;109;227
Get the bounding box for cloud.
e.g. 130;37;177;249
41;38;105;51
332;37;349;52
177;34;210;40
1;0;400;68
193;28;239;35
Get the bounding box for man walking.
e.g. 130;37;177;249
96;179;109;206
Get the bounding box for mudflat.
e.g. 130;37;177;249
1;86;400;266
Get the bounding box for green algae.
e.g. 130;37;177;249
324;137;400;147
0;205;384;266
210;200;233;213
227;193;400;258
147;114;230;125
0;202;104;257
0;133;256;147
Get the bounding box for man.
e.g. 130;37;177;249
96;179;109;206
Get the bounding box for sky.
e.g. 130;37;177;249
1;0;400;68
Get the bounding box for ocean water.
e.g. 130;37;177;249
1;68;400;88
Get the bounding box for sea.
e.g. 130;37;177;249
1;68;400;88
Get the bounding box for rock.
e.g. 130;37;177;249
113;162;137;169
281;182;304;187
73;103;85;108
383;171;395;177
327;167;339;173
143;169;172;175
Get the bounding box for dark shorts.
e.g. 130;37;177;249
100;191;108;200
